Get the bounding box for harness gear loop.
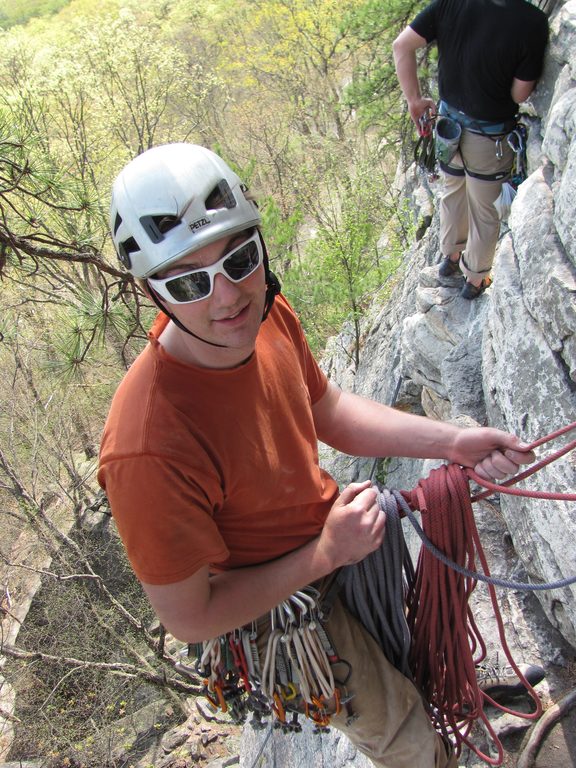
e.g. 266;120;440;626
197;585;348;729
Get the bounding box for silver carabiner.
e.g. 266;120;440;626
507;129;524;154
495;137;503;160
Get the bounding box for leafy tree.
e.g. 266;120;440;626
283;155;404;363
0;2;419;763
0;0;70;29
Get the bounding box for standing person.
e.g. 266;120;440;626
99;143;536;767
393;0;548;299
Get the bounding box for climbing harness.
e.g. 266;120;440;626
435;100;527;184
190;585;351;733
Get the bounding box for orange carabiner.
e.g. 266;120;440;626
272;691;286;723
203;680;228;713
333;687;342;716
306;695;331;727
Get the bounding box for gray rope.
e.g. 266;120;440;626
394;490;576;591
340;486;576;682
340;489;413;679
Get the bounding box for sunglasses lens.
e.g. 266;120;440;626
224;240;260;281
166;270;211;302
154;233;262;304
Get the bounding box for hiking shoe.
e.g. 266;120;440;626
477;662;546;702
461;277;492;300
438;255;462;277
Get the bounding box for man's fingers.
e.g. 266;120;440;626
504;448;536;465
475;446;536;481
337;480;372;504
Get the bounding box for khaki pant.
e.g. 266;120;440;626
253;591;457;768
440;129;514;283
325;597;458;768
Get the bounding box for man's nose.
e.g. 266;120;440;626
212;272;241;303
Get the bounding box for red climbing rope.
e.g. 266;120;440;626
469;421;576;502
403;463;544;764
401;422;576;763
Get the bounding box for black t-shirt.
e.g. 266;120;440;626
410;0;549;121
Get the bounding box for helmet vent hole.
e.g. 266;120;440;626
113;212;122;236
117;236;140;269
205;179;236;211
157;215;180;234
140;214;181;243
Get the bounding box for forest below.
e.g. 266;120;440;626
0;0;433;765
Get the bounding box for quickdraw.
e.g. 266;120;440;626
414;110;439;181
507;122;529;188
189;584;353;732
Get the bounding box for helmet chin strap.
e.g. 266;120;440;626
146;235;282;348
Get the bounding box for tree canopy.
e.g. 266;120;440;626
0;1;426;763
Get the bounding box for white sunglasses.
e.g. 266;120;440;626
148;231;263;304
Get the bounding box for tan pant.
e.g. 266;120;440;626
440;129;514;283
325;597;458;768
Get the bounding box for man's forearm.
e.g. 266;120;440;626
143;541;332;643
144;480;383;643
393;40;422;104
314;385;534;481
317;387;460;461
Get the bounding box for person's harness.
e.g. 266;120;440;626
436;100;525;182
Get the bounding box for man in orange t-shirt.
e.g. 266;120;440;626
100;143;535;768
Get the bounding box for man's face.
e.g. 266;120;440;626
150;229;268;366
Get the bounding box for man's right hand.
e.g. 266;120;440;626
410;98;437;134
318;480;386;569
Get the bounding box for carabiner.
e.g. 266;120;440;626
281;681;298;701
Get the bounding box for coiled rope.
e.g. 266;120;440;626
341;422;575;765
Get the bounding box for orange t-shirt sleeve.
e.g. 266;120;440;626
101;454;229;585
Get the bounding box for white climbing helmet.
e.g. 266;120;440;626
109;143;262;278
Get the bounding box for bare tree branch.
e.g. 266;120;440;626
1;643;202;697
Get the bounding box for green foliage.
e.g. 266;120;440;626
0;0;70;29
282;158;403;362
342;0;428;140
260;196;304;273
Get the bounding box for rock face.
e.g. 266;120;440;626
320;0;576;651
272;3;576;766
